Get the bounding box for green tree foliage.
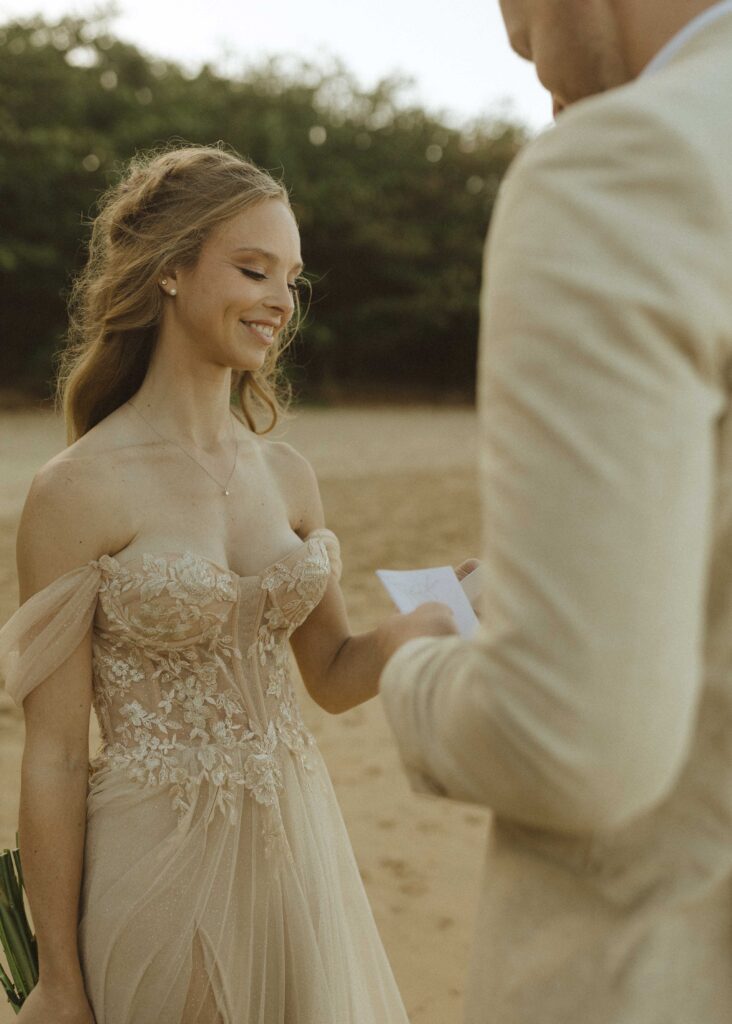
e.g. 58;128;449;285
0;12;529;401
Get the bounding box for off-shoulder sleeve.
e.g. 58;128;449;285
0;562;103;707
306;528;342;583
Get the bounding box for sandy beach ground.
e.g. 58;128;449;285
0;404;489;1024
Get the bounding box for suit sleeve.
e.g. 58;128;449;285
379;98;730;834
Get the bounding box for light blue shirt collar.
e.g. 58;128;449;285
641;0;732;76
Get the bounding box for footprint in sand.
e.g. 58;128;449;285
379;856;430;900
437;915;455;930
377;818;397;830
398;880;429;896
379;856;410;879
363;764;383;778
415;819;443;834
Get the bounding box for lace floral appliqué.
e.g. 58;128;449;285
89;542;333;847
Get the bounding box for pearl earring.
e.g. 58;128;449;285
161;278;168;285
170;288;177;296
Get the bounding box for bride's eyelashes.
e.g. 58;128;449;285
239;267;300;295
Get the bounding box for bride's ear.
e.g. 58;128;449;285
158;269;178;297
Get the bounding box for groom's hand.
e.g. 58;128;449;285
454;558;480;581
377;603;459;667
455;558;484;622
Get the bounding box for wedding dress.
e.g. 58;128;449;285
0;527;410;1023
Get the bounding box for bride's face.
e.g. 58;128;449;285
164;197;303;372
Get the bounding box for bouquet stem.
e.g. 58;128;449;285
0;831;38;1013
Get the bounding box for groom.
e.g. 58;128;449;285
378;2;732;1022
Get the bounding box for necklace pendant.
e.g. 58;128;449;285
224;489;230;496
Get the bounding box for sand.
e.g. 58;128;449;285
0;405;490;1024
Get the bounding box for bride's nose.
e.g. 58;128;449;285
267;280;295;318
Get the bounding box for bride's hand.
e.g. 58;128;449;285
15;979;96;1023
377;602;459;665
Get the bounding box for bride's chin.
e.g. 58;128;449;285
227;350;268;374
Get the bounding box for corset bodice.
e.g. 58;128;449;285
86;531;340;825
0;528;342;831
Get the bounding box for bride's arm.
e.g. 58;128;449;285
267;440;458;714
290;578;457;715
12;463;100;1008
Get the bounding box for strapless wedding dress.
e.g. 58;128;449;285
0;528;409;1023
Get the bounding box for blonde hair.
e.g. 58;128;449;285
55;142;307;444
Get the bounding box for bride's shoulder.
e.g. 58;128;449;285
33;428;115;502
49;402;143;466
37;405;156;497
20;413;139;593
17;459;117;601
258;436;311;472
257;438;324;531
258;437;319;492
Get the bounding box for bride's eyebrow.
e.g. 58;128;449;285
231;246;304;274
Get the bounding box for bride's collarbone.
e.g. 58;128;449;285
84;432;303;574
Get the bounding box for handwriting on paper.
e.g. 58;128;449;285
376;565;483;637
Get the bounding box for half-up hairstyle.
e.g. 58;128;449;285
55;142;307;444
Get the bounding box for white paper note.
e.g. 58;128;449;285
376;565;480;637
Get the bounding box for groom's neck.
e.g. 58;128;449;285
614;0;723;76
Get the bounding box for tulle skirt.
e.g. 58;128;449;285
78;743;409;1023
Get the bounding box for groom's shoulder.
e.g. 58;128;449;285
495;92;725;245
507;32;731;202
514;92;705;178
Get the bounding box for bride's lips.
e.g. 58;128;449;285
241;321;275;346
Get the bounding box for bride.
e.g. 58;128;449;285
1;142;459;1023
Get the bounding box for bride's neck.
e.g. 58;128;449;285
129;375;235;453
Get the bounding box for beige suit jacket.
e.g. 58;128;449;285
379;14;732;1024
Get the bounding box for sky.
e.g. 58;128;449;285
1;0;553;132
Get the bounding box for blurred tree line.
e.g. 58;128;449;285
0;11;529;404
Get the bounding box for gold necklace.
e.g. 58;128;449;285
126;400;239;496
